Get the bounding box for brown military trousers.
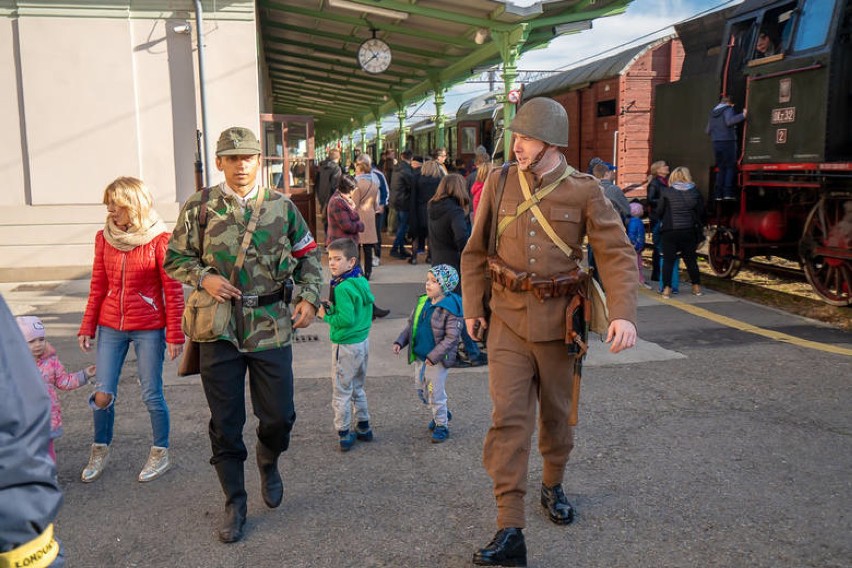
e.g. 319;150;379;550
484;313;576;529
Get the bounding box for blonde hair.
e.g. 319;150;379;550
668;166;693;184
476;161;493;183
102;177;153;231
420;159;446;179
430;173;470;214
647;160;668;184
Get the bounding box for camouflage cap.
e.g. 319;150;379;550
216;127;262;156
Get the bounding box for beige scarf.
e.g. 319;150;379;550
103;210;168;252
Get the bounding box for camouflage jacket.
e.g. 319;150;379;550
164;184;323;352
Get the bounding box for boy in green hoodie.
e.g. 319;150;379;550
393;264;463;443
317;238;375;451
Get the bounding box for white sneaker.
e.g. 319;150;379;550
372;256;380;267
81;443;110;483
138;446;171;482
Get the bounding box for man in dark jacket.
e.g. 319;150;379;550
389;149;415;258
315;149;342;239
706;95;747;201
0;295;65;567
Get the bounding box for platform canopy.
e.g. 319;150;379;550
258;0;634;139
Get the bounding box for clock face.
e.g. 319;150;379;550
358;38;392;74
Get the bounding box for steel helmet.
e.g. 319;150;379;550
509;97;569;147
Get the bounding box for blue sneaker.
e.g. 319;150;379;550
428;410;453;431
338;430;356;452
431;425;449;443
355;421;374;442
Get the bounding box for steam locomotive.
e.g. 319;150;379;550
654;0;851;306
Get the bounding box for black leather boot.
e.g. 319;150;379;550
541;483;575;525
256;442;283;508
473;528;527;567
214;461;247;543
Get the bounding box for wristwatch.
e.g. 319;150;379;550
197;269;211;290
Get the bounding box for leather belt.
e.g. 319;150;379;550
232;288;285;308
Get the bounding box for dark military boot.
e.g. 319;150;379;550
256;441;283;509
473;528;527;567
540;483;575;525
214;461;247;543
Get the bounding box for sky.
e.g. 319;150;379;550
378;0;742;132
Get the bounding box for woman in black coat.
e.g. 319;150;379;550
646;160;670;282
409;160;445;264
655;166;705;298
427;173;471;278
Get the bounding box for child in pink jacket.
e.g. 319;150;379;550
17;315;95;461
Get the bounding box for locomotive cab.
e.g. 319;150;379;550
722;0;850;165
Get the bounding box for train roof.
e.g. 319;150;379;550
522;35;676;99
456;92;502;122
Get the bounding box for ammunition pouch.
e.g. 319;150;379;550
487;256;588;302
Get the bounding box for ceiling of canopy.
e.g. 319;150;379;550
257;0;634;139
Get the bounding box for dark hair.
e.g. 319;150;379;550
430;173;470;214
401;149;413;159
338;175;357;194
327;237;359;260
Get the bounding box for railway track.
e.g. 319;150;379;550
641;249;850;331
696;252;807;282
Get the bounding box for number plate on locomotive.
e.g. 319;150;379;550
771;107;796;124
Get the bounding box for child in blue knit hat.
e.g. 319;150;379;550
393;264;463;443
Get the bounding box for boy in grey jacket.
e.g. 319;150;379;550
393;265;463;443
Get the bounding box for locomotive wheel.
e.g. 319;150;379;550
708;227;742;278
799;197;852;307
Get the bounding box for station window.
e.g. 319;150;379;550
792;0;836;52
597;99;616;117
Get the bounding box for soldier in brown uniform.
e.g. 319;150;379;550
461;97;638;566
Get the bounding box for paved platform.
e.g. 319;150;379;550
2;256;849;567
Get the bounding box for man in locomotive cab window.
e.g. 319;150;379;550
706;95;747;201
461;97;639;566
754;29;778;58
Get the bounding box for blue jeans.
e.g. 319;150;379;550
92;326;169;447
713;140;738;199
392;210;410;251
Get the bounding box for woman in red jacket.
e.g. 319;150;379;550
77;177;185;484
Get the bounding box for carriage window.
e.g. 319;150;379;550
793;0;835;51
597;99;616;117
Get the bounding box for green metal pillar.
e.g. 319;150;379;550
360;126;368;155
375;124;384;158
434;88;446;150
495;26;528;160
347;133;354;165
397;108;408;151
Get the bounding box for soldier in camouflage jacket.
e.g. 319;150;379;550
164;127;323;544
